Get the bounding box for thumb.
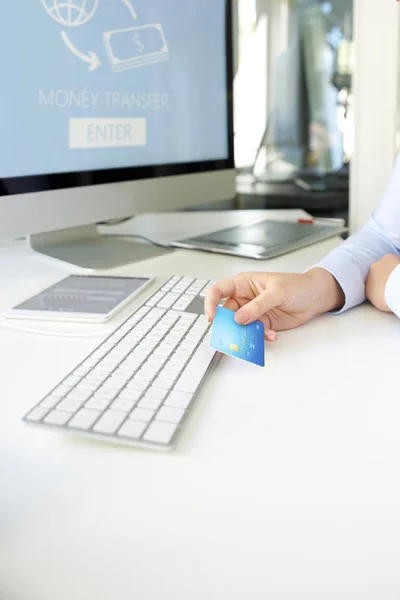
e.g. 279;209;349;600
234;288;282;325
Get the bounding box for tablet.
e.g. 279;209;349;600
170;219;347;260
4;275;154;323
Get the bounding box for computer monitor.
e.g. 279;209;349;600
0;0;235;269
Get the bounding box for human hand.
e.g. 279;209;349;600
366;254;400;312
205;268;345;342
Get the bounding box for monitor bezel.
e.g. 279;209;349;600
0;0;234;197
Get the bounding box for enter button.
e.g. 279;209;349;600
69;118;147;149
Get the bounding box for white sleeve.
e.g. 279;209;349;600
314;152;400;312
385;264;400;318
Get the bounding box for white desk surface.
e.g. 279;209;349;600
1;210;400;600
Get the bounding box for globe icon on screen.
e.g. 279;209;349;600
41;0;99;26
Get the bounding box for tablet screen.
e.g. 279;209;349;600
14;275;151;315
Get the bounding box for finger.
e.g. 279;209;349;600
235;287;282;325
204;279;237;321
265;330;278;342
222;297;240;312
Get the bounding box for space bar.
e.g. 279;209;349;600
174;344;216;394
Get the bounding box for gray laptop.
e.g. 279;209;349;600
170;219;347;260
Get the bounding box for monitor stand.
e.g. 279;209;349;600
29;225;171;270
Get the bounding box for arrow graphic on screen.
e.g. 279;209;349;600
60;31;101;71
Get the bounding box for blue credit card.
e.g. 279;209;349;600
210;306;265;367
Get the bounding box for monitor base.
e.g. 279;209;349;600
29;225;171;270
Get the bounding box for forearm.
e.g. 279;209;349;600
315;216;400;312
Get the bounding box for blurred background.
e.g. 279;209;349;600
194;0;354;223
235;0;353;219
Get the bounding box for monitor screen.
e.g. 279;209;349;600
0;0;230;180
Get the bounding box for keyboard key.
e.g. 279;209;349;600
86;397;111;411
67;389;93;402
102;378;126;391
146;292;165;307
52;385;72;397
184;334;203;345
63;375;82;387
174;319;192;330
153;350;172;361
173;294;193;310
82;358;99;368
118;419;147;440
134;371;154;382
111;399;136;413
127;379;149;392
161;283;174;292
101;341;117;350
186;286;203;295
174;344;215;394
122;359;142;371
178;313;196;323
157;292;180;307
174;351;192;361
163;336;180;349
44;410;73;426
94;388;118;400
133;349;151;359
133;306;151;317
156;406;185;424
68;408;101;430
159;369;179;381
140;364;160;376
130;407;155;423
153;376;174;390
93;410;127;434
149;358;167;370
165;391;193;410
174;289;190;297
40;395;61;409
85;371;108;383
26;406;50;422
148;308;167;319
118;389;143;402
97;360;118;372
138;396;163;411
77;380;100;391
165;359;185;372
111;371;131;382
193;316;209;332
146;387;168;400
143;421;178;445
73;366;91;377
161;313;178;322
92;347;111;360
57;398;85;413
113;368;134;379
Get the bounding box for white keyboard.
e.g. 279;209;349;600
23;276;218;451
